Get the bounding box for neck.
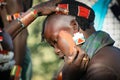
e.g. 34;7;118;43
83;26;96;39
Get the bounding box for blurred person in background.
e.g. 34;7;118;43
0;0;66;80
0;0;33;80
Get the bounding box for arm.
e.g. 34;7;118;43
5;0;65;39
1;0;30;80
5;0;28;67
1;0;65;80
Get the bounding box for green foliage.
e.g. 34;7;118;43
27;1;62;80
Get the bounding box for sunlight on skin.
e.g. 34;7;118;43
58;30;79;64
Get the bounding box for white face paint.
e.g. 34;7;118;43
73;32;85;45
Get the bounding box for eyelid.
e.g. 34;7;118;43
47;40;53;47
50;44;54;47
53;40;57;44
50;40;57;48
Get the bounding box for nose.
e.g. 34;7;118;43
54;47;61;55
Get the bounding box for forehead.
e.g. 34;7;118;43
44;15;72;40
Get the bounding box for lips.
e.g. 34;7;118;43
58;54;64;59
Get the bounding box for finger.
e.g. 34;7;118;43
64;46;83;64
73;47;86;65
83;54;90;69
79;54;89;71
55;7;69;14
64;46;81;64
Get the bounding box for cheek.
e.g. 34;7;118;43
57;37;70;56
57;31;75;57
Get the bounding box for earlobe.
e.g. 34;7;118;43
70;19;79;33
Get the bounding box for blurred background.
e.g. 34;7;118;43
27;0;63;80
27;0;120;80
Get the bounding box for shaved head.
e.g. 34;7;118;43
45;14;75;31
43;14;76;40
45;14;75;27
42;14;78;59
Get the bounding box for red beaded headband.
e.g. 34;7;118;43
57;4;90;19
78;6;90;19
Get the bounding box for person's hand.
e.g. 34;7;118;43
33;0;68;15
62;47;89;80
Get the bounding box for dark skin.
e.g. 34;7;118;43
0;0;66;50
5;0;66;38
0;0;30;68
44;13;120;80
44;14;89;80
0;3;34;80
0;0;66;80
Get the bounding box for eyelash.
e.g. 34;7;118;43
53;40;57;44
50;40;57;47
50;44;54;47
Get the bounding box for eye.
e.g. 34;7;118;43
47;40;54;47
53;40;57;44
50;40;57;47
50;44;54;48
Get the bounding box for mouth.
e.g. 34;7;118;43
58;54;64;59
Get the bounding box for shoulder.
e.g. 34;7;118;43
83;46;120;80
84;62;117;80
90;46;120;65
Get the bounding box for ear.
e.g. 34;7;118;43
70;19;79;33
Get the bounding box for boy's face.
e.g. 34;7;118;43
44;16;75;60
47;30;75;59
44;15;85;63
